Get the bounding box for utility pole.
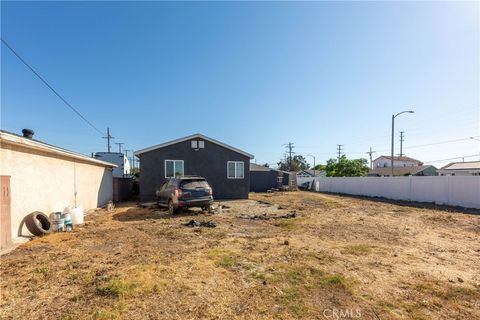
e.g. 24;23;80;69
336;144;344;160
102;127;114;153
284;142;295;171
115;142;124;153
399;131;405;157
366;147;376;170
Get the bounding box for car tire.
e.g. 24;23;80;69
168;200;176;215
25;211;52;236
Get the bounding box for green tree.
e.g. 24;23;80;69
131;167;140;178
325;156;369;177
313;164;326;171
277;155;309;171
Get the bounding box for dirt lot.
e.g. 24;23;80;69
1;191;479;319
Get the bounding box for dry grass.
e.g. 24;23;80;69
1;191;479;319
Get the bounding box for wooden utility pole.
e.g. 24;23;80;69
336;144;344;160
399;131;405;157
284;142;295;171
115;142;124;153
367;147;376;170
102;127;114;153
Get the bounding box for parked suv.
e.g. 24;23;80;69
156;176;214;214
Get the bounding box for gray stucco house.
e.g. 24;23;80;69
135;134;254;201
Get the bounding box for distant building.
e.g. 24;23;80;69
250;163;294;192
296;169;326;178
94;152;131;177
437;161;480;176
369;165;437;177
373;156;422;168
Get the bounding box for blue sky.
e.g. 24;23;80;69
1;1;479;168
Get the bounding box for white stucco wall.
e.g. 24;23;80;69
311;176;480;209
1;143;113;238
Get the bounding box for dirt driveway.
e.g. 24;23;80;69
1;191;479;319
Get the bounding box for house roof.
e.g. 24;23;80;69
439;161;480;171
373;155;421;163
369;165;436;176
134;133;254;159
250;163;273;172
297;169;324;177
0;130;117;168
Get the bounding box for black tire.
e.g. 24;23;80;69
25;211;52;236
168;200;177;215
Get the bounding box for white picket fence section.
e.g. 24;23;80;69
310;176;480;209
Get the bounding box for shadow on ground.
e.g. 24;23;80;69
309;191;480;215
112;206;208;222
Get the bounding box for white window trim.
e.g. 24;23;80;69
165;159;184;178
227;161;244;179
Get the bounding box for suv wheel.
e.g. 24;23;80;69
168;200;176;215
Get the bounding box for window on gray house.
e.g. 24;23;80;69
165;160;184;178
227;161;244;179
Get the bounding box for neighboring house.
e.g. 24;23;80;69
93;152;131;177
0;130;115;248
437;161;480;176
296;169;326;178
135;133;254;201
296;169;325;189
250;163;294;192
373;156;422;168
368;165;437;177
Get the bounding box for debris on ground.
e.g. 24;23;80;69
2;192;480;320
139;202;157;208
237;212;296;220
24;211;52;236
183;220;217;228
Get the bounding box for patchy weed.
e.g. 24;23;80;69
96;280;139;297
341;244;372;256
34;267;50;278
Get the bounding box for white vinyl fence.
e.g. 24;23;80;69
310;176;480;209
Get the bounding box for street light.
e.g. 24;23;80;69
391;110;414;176
307;154;316;177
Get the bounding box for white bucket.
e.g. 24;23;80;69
70;206;84;225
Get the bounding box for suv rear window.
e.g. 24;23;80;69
180;180;209;189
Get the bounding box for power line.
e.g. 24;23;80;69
1;38;104;136
349;135;480;155
403;136;480;150
423;154;480;164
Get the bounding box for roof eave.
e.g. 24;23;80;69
0;131;117;168
134;133;254;159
